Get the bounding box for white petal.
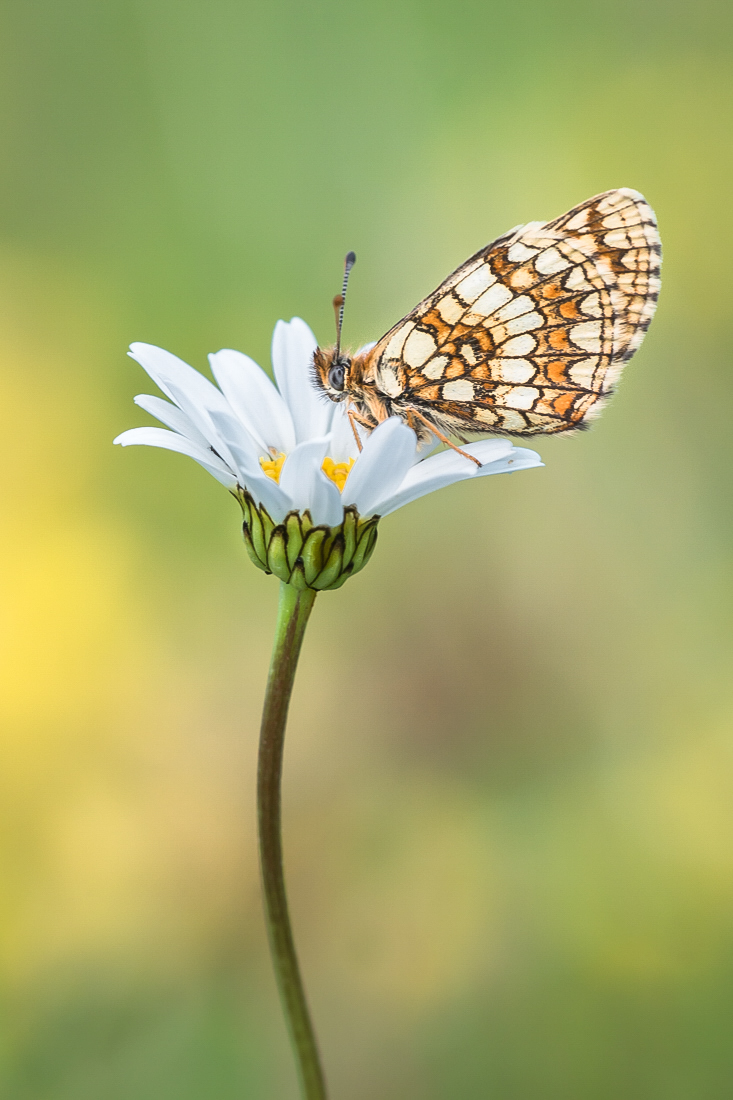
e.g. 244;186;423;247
241;468;294;524
206;406;268;482
279;437;343;527
133;394;211;449
377;440;512;515
208;348;296;455
328;403;364;462
128;344;244;471
271;318;333;443
136;365;264;487
474;446;544;476
307;470;345;528
341;417;417;517
130;342;227;417
459;438;515;465
376;442;543;517
114;426;237;488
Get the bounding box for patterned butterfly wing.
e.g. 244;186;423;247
363;189;661;436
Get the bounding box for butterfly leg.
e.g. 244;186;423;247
347;408;375;453
406;409;482;468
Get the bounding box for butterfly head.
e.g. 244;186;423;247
312;346;351;402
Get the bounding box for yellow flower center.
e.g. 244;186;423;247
259;452;355;492
260;452;287;482
321;456;355;491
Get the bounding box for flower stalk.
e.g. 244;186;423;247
258;580;326;1100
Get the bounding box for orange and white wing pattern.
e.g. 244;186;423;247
365;189;661;436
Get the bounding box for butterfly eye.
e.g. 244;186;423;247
328;362;346;391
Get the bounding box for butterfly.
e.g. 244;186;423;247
312;188;661;465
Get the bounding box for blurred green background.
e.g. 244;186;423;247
0;0;731;1096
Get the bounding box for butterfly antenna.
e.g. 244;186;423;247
333;250;356;359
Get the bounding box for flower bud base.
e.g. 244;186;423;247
235;490;379;591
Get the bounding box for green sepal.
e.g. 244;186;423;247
243;525;270;572
321;564;353;591
237;493;252;529
301;528;328;585
288;560;309;590
285;512;304;570
249;506;268;566
313;534;344;590
351;522;379;575
260;507;275;546
267;527;292;582
341;507;357;568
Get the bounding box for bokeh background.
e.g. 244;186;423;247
0;0;731;1096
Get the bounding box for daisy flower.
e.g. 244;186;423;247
115;318;542;589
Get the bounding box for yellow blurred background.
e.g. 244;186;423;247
0;0;732;1096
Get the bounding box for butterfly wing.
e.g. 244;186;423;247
364;189;661;436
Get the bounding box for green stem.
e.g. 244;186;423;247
258;581;325;1100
